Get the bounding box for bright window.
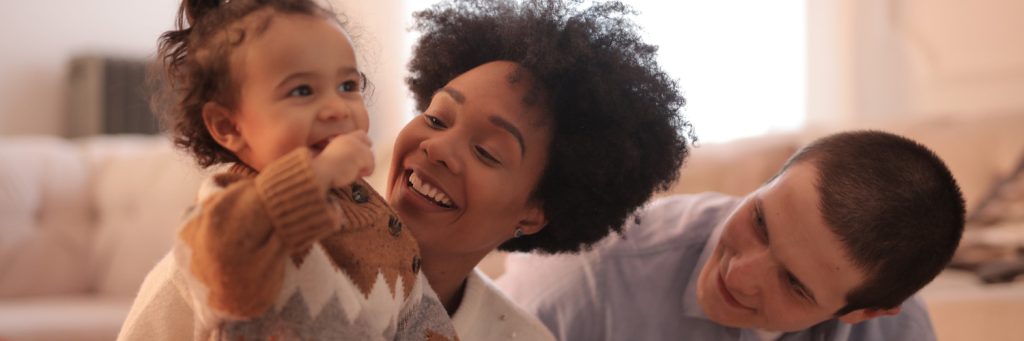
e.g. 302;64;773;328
627;0;806;143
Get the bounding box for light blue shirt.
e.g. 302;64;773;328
497;193;937;341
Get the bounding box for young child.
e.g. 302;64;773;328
122;0;457;340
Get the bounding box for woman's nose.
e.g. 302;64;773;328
420;135;463;174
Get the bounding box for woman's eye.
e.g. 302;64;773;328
289;85;314;97
424;115;447;129
475;146;501;165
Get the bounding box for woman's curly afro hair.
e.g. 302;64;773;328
407;0;694;253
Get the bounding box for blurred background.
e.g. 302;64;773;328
1;1;1023;340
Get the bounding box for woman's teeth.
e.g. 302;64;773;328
408;171;453;207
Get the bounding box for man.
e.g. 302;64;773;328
497;131;965;340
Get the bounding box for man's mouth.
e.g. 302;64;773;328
407;171;455;208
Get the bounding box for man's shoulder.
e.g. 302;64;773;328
800;296;936;341
609;192;741;252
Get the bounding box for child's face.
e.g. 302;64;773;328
696;162;870;331
387;61;552;260
228;13;368;171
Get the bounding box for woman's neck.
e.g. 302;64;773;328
421;249;488;316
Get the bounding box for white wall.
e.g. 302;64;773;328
0;0;180;135
808;0;1024;129
0;0;413;142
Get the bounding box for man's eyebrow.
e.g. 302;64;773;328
489;116;525;157
755;197;820;305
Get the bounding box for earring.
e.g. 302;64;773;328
513;228;524;238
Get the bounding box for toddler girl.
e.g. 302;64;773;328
122;0;457;340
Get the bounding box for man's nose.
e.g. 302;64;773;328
723;248;772;298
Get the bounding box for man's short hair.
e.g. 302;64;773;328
776;131;965;315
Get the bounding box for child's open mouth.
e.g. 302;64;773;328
309;139;330;154
406;170;455;209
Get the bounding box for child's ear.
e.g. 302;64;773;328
201;102;246;153
516;202;547;236
837;306;901;325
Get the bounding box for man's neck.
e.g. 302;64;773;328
420;249;487;316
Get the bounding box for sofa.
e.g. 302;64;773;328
0;135;205;341
2;112;1024;340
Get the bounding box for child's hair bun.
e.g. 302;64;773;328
184;0;224;25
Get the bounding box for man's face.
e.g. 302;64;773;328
695;162;868;331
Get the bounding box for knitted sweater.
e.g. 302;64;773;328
171;148;457;340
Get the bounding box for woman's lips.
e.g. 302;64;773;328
404;170;456;209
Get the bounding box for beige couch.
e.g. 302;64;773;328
2;112;1023;340
0;135;205;341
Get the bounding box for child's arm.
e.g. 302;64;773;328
175;148;341;323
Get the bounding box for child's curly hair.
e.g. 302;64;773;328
152;0;341;167
408;0;695;253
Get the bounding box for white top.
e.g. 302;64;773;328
118;253;553;341
452;268;556;341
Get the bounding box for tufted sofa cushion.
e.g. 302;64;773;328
80;136;204;297
0;136;94;297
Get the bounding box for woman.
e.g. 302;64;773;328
392;0;692;339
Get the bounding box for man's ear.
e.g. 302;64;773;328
201;102;246;153
516;202;547;236
837;306;901;324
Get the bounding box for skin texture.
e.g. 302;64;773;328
202;12;373;189
387;61;552;311
696;162;898;332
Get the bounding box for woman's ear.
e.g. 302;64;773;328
201;102;246;153
517;203;547;236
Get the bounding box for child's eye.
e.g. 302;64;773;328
424;114;447;129
339;80;358;93
289;85;314;97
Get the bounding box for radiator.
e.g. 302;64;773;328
65;56;158;137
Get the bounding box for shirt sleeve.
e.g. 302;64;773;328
173;149;340;325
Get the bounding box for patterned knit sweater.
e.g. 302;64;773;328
173;148;457;340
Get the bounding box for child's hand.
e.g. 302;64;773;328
311;131;374;190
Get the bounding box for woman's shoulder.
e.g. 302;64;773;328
451;269;556;341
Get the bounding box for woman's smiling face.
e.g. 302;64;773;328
387;61;552;258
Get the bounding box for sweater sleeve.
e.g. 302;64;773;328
174;148;339;323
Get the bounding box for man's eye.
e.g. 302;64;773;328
424;115;447;129
787;273;809;299
289;85;313;97
753;208;769;242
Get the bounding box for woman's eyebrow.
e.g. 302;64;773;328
436;87;465;103
489;115;525;157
